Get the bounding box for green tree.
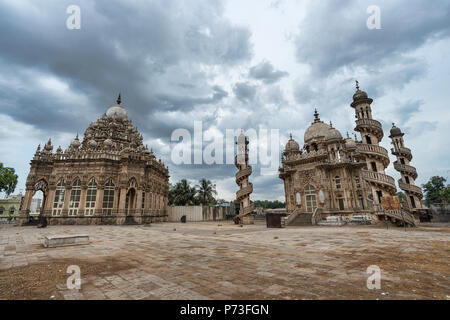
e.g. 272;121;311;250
195;179;217;205
422;176;446;206
253;200;285;209
0;163;18;196
397;192;407;209
168;179;197;206
440;186;450;204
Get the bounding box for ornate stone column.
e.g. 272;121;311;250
95;186;104;218
235;131;255;225
117;187;127;224
78;185;88;216
18;189;33;225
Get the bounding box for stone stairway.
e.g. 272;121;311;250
288;212;313;226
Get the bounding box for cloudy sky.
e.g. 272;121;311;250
1;0;449;201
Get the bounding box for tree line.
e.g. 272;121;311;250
168;179;218;206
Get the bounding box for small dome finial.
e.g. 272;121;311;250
313;108;320;122
392;122;395;127
356;80;359;90
290;133;293;139
117;93;121;105
329;121;333;127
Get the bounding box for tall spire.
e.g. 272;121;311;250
313;108;320;122
117;93;121;105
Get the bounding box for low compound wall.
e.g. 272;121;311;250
430;204;450;222
168;206;230;222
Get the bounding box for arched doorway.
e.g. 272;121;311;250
30;179;48;224
125;188;136;216
305;185;317;213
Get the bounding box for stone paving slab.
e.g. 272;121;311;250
0;221;449;300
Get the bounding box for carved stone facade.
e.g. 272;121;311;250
235;131;254;225
18;95;169;225
279;83;420;226
390;123;426;220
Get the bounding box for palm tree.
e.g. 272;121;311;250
169;179;197;206
195;179;217;205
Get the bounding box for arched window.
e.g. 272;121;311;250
305;185;317;213
355;176;361;189
9;207;15;214
366;135;372;145
68;179;81;216
85;178;97;216
296;192;301;205
335;176;342;189
0;206;4;215
142;191;146;210
102;178;115;215
358;195;364;209
318;190;325;202
52;179;65;216
149;192;153;209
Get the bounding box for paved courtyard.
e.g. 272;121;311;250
0;221;449;300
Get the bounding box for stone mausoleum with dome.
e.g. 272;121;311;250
18;95;170;225
279;82;424;226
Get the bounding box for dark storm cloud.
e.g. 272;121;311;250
233;82;257;102
248;61;288;84
393;99;423;124
294;0;450;76
0;0;251;132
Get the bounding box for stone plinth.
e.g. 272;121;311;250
241;215;254;225
43;234;89;248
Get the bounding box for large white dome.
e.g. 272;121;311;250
106;104;127;119
304;121;330;142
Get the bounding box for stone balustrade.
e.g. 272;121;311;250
393;161;418;179
398;180;423;197
362;170;396;190
357;144;389;163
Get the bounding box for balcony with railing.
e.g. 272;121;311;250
398;180;423;198
362;170;396;191
355;119;383;139
236;183;253;201
391;147;412;161
357;144;390;165
393;161;418;180
235;166;252;184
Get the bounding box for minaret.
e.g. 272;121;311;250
350;81;396;208
235;131;254;225
389;124;424;216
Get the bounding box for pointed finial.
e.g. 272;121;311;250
354;133;358;141
290;133;293;140
392;122;395;127
75;133;79;140
313;108;320;122
356;80;359;90
117;93;121;105
347;132;350;139
329;121;333;127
